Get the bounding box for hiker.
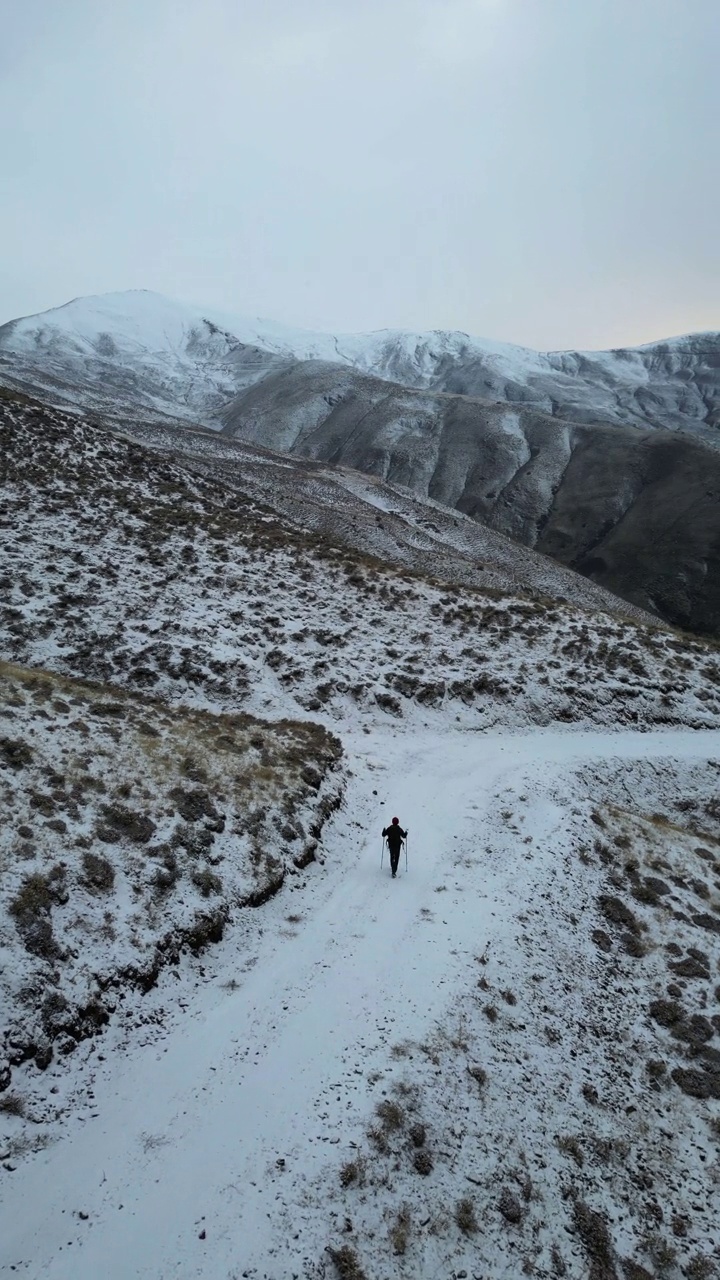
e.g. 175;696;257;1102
382;817;408;878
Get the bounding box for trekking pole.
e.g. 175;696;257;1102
405;834;408;873
381;838;385;870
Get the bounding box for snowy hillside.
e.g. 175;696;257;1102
3;712;720;1279
0;659;342;1087
122;415;658;622
2;386;720;1279
2;391;717;732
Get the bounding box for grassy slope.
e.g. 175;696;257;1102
0;659;342;1089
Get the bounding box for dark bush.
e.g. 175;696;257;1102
169;787;218;823
326;1245;368;1280
0;1093;26;1116
599;894;640;934
649;998;685;1029
81;851;115;893
191;867;222;897
572;1200;614;1273
0;737;33;769
675;1014;714;1047
9;869;67;958
498;1186;523;1223
41;990;70;1035
669;954;710;979
339;1160;361;1188
374;691;401;715
621;932;646;958
692;913;720;934
97;803;156;844
375;1099;404;1132
672;1065;720;1100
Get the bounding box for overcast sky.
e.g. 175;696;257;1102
1;0;718;348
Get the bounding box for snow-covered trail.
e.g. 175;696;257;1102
2;726;719;1280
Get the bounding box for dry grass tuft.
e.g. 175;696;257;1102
455;1196;479;1234
390;1206;411;1255
326;1244;369;1280
0;1092;26;1117
375;1098;405;1132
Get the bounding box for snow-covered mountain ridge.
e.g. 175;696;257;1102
0;290;292;424
2;289;719;437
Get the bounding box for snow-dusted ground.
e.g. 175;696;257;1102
2;726;720;1279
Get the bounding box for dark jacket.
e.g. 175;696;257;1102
382;824;407;851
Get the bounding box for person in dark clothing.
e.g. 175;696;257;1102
382;816;407;878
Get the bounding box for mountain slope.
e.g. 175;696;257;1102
335;328;720;437
121;414;657;621
241;316;720;438
221;360;720;635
